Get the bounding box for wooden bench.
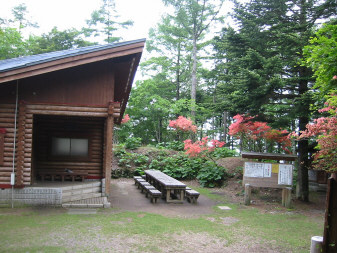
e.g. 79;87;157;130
144;185;156;197
148;189;162;203
139;181;151;193
185;189;200;203
133;176;143;185
39;170;88;182
134;178;146;188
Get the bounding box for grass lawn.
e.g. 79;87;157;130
0;187;324;253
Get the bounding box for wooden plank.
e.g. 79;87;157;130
0;133;4;165
26;109;108;117
244;184;251;205
241;151;297;161
26;104;108;112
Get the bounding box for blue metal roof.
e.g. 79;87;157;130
0;38;146;73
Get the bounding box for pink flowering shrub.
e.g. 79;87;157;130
121;114;130;124
169;116;197;133
184;136;225;158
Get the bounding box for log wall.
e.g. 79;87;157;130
33;115;105;179
0;102;121;186
0;104;16;185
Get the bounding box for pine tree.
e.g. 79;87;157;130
84;0;133;43
213;0;337;201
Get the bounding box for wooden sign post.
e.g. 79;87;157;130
241;152;297;208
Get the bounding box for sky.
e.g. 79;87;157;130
0;0;167;41
0;0;234;81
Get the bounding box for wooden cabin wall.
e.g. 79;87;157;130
18;60;115;106
34;115;105;179
0;104;16;185
0;103;33;186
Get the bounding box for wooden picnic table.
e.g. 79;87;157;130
144;170;186;203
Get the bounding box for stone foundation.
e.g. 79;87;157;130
0;187;62;205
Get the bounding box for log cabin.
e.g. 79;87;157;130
0;39;145;206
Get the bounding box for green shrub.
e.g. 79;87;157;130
155;141;184;151
111;167;136;178
113;145;126;158
134;154;149;166
197;162;229;187
210;147;237;159
124;137;142;150
166;141;185;151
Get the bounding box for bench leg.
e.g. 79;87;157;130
151;196;158;203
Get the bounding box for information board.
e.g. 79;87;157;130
243;162;293;188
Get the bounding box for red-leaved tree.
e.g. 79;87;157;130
229;114;291;153
293;100;337;172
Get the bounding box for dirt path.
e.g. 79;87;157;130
109;178;217;217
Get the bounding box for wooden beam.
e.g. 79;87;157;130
241;151;297;161
104;114;114;196
16;102;26;186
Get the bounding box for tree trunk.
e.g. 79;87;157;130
176;42;181;101
191;35;197;122
296;1;310;202
297;67;310;202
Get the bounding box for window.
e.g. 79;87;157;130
51;137;89;157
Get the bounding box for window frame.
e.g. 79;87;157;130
49;134;92;161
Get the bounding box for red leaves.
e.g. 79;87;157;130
184;136;225;158
229;114;292;153
169;116;197;133
296;112;337;171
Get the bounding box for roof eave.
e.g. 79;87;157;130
0;40;145;84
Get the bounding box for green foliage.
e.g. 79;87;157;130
156;141;185;151
113;148;149;178
113;145;231;187
0;27;26;59
124;137;142;150
303;20;337;98
210;147;237;159
196;162;229;188
84;0;133;43
27;27;94;54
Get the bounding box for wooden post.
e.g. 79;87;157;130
282;187;292;208
323;173;337;253
16;102;26;186
244;184;251;205
104;102;114;196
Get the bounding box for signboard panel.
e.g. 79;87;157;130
278;164;293;185
243;162;293;189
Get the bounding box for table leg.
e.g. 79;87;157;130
180;190;185;201
166;189;171;202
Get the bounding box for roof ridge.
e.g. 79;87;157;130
0;38;146;73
